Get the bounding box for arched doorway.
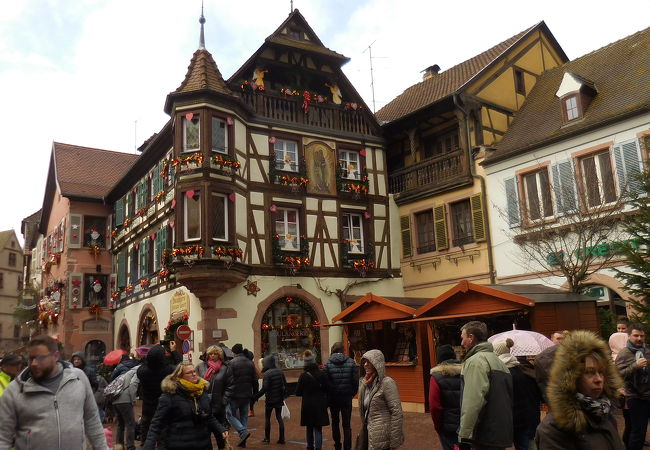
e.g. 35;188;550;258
260;296;322;369
85;339;106;368
583;284;627;315
138;307;159;345
117;323;131;352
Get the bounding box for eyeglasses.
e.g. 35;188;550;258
28;352;55;364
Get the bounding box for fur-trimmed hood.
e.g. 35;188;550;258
430;360;461;376
160;373;209;394
547;330;622;433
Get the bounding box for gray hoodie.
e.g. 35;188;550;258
0;362;107;450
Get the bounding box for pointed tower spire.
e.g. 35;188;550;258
199;2;206;50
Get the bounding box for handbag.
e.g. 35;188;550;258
281;401;291;420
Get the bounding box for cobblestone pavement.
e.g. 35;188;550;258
112;396;641;450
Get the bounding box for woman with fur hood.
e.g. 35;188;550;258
356;349;404;450
535;330;625;449
142;362;228;450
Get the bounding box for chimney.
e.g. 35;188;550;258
422;64;441;81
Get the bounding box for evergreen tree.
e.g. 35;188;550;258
616;144;650;325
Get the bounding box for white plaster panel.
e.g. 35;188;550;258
252;133;270;156
373;203;387;218
306;197;319;211
307;214;317;236
235;121;246;151
325;216;339;240
249;158;265;183
366;148;375;170
375;174;386;196
252;210;266;234
321;200;337;212
313;244;321;266
250;191;265;206
236;194;248;236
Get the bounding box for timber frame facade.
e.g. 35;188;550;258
377;21;568;298
106;9;404;367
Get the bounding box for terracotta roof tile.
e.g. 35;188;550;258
488;27;650;163
53;142;139;199
175;49;233;96
376;26;534;123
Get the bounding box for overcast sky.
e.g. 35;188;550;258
1;0;648;245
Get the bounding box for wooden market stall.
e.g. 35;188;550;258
326;293;429;412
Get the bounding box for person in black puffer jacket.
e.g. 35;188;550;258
143;362;228;450
137;343;180;446
428;344;461;450
71;351;99;392
224;343;257;447
324;342;359;450
111;354;140;381
197;345;229;450
254;354;287;444
296;350;329;450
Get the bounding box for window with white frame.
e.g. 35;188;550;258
580;150;617;208
275;208;300;250
184;191;201;241
338;149;361;180
342;213;364;253
212;193;228;241
211;117;228;154
522;169;554;221
183;115;200;152
274;140;298;172
565;96;579;121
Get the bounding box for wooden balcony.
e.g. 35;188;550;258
240;91;378;137
388;149;471;199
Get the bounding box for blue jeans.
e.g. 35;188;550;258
306;425;323;449
226;399;250;435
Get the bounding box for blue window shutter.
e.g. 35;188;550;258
551;159;577;215
504;177;520;227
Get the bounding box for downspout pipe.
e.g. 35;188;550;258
453;93;496;284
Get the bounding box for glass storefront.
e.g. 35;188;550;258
261;296;321;369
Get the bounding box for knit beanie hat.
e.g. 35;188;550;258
493;338;514;356
436;344;456;362
303;350;316;365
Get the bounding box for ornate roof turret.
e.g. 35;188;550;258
164;9;234;114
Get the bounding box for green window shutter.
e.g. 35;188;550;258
115;198;124;225
434;205;449;251
140;239;149;278
117;251;126;288
106;214;112;250
152;166;160;197
470;193;486;242
399;215;412;258
68;214;82;249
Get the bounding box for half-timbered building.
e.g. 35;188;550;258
107;9;403;376
377;22;568;298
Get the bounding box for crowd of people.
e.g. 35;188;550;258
0;316;648;449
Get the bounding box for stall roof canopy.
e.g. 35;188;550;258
344;295;429;309
330;292;416;324
414;280;535;318
481;284;597;303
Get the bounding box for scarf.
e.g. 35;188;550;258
204;359;222;380
178;378;207;397
498;353;519;368
363;370;377;386
576;392;611;421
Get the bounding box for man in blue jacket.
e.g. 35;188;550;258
324;342;359;450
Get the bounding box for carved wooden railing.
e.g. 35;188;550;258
388;149;468;194
240;91;377;136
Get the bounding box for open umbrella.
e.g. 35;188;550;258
135;345;154;358
103;349;127;365
488;329;554;356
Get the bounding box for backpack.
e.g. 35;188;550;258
103;371;129;402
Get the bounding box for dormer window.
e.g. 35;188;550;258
288;28;302;41
564;95;580;121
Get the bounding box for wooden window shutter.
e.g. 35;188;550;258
68;273;83;309
470;193;486;242
152;166;160;198
434;205;449;251
117;252;126;288
551;160;577;215
109;273;116;305
115;198;124;225
614;140;643;196
504;177;520;228
68;214;83;248
399;215;412;258
56;218;65;253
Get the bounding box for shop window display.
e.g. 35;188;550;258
348;322;417;365
261;296;321;369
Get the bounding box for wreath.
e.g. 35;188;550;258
164;314;189;342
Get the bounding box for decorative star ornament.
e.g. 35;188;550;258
244;279;260;296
